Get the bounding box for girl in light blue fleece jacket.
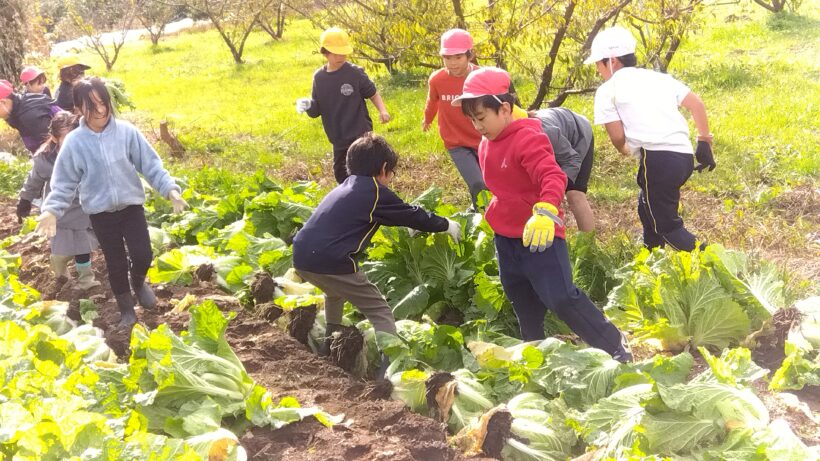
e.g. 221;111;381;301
37;78;188;328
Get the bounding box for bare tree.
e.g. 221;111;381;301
258;0;287;40
64;0;137;71
136;0;179;46
751;0;795;13
183;0;277;64
626;0;706;73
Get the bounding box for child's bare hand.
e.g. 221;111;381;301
379;111;391;123
422;121;430;132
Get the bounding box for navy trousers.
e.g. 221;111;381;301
637;149;698;251
495;235;627;356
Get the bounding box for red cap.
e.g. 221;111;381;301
451;67;510;106
440;29;473;56
0;80;13;100
20;66;45;84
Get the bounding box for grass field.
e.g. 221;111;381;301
1;3;818;280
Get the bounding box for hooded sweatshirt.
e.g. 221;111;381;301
478;118;567;240
43;117;180;218
4;92;56;152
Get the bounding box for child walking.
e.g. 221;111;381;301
292;132;461;377
586;26;715;251
20;66;52;98
54;55;91;112
529;108;596;231
0;79;58;154
17;111;100;290
37;78;187;328
296;27;391;184
422;29;486;207
454;67;631;361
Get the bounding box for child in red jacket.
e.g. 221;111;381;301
422;29;485;207
454;67;631;361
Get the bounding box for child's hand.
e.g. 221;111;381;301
35;211;57;238
16;199;31;224
168;190;188;214
522;203;562;252
421;121;431;132
694;139;716;172
379;111;391;123
296;98;312;114
445;219;462;243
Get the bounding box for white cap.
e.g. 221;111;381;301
584;26;637;64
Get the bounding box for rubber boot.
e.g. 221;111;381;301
319;323;343;357
50;254;73;279
75;262;101;290
115;292;137;328
132;280;157;310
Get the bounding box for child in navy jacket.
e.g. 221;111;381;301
292;132;460;377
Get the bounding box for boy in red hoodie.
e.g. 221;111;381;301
454;68;631;361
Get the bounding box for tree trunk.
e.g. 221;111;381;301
752;0;785;12
450;0;467;29
661;36;682;73
276;2;285;38
529;0;576;109
0;0;27;84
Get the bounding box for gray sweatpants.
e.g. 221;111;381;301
296;269;397;335
448;147;487;207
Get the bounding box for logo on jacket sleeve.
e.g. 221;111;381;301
340;83;354;96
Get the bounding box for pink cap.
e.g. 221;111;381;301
440;29;473;56
0;80;13;99
451;67;510;106
20;66;45;84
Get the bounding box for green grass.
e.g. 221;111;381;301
55;7;814;204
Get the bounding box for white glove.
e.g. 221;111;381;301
36;211;57;238
445;219;461;243
168;190;188;214
296;98;312;114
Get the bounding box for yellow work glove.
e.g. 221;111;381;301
522;202;563;252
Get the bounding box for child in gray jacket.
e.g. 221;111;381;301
37;78;188;328
17;111;101;290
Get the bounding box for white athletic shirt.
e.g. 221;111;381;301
594;67;694;156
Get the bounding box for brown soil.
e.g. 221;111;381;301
481;410;513;459
195;263;215;283
0;202;460;461
328;324;365;375
250;271;276;304
288;304;318;346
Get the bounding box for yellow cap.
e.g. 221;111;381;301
319;27;353;55
512;105;529;120
56;54;91;70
